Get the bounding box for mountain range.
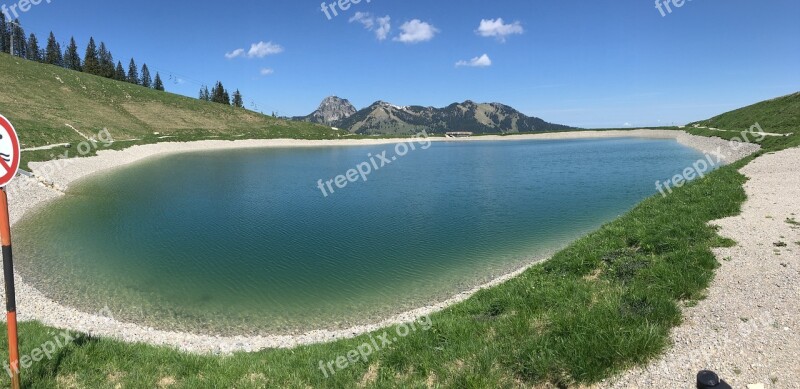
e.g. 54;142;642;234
295;96;575;135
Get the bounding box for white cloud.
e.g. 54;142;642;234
394;19;439;44
350;12;374;29
225;48;245;59
375;16;391;41
260;68;274;76
225;41;284;59
476;18;524;41
623;122;632;127
349;12;391;41
247;41;284;58
456;54;492;68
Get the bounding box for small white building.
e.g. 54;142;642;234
445;132;473;138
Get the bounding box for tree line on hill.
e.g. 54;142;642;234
198;82;244;108
0;15;248;108
0;15;165;91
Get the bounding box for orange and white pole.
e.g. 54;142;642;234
0;188;20;389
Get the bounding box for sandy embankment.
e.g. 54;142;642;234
0;130;760;354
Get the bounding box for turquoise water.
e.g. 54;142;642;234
14;138;705;335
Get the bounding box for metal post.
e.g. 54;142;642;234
9;23;14;57
7;19;20;58
0;188;20;389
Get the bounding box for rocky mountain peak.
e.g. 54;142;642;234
307;96;357;125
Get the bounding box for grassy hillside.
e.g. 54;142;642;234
686;91;800;151
0;53;339;167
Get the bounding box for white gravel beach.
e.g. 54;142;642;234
0;130;762;354
605;147;800;389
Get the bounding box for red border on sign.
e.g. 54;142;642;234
0;114;21;187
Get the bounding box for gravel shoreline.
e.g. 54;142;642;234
0;130;760;354
604;147;799;388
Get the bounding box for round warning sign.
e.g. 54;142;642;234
0;114;21;187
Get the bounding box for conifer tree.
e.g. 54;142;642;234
232;89;244;108
63;37;81;71
154;72;165;91
98;42;115;78
26;33;41;61
45;32;62;65
211;81;229;104
83;37;100;74
199;86;210;101
0;14;9;54
114;61;126;81
127;58;139;84
140;64;152;88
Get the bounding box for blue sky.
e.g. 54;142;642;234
8;0;800;128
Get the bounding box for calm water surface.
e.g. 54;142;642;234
14;138;705;334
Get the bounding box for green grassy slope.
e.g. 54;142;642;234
686;91;800;151
0;53;339;167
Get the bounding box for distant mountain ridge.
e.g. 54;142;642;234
296;96;576;135
295;96;357;125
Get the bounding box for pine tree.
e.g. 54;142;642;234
232;89;244;108
127;58;139;84
211;81;229;104
154;73;165;91
199;85;210;101
211;82;220;103
140;64;152;88
63;37;81;71
45;32;62;66
83;37;100;74
26;33;41;62
0;14;9;54
114;61;126;81
98;42;115;78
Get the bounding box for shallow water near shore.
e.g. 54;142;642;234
14;138;707;335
